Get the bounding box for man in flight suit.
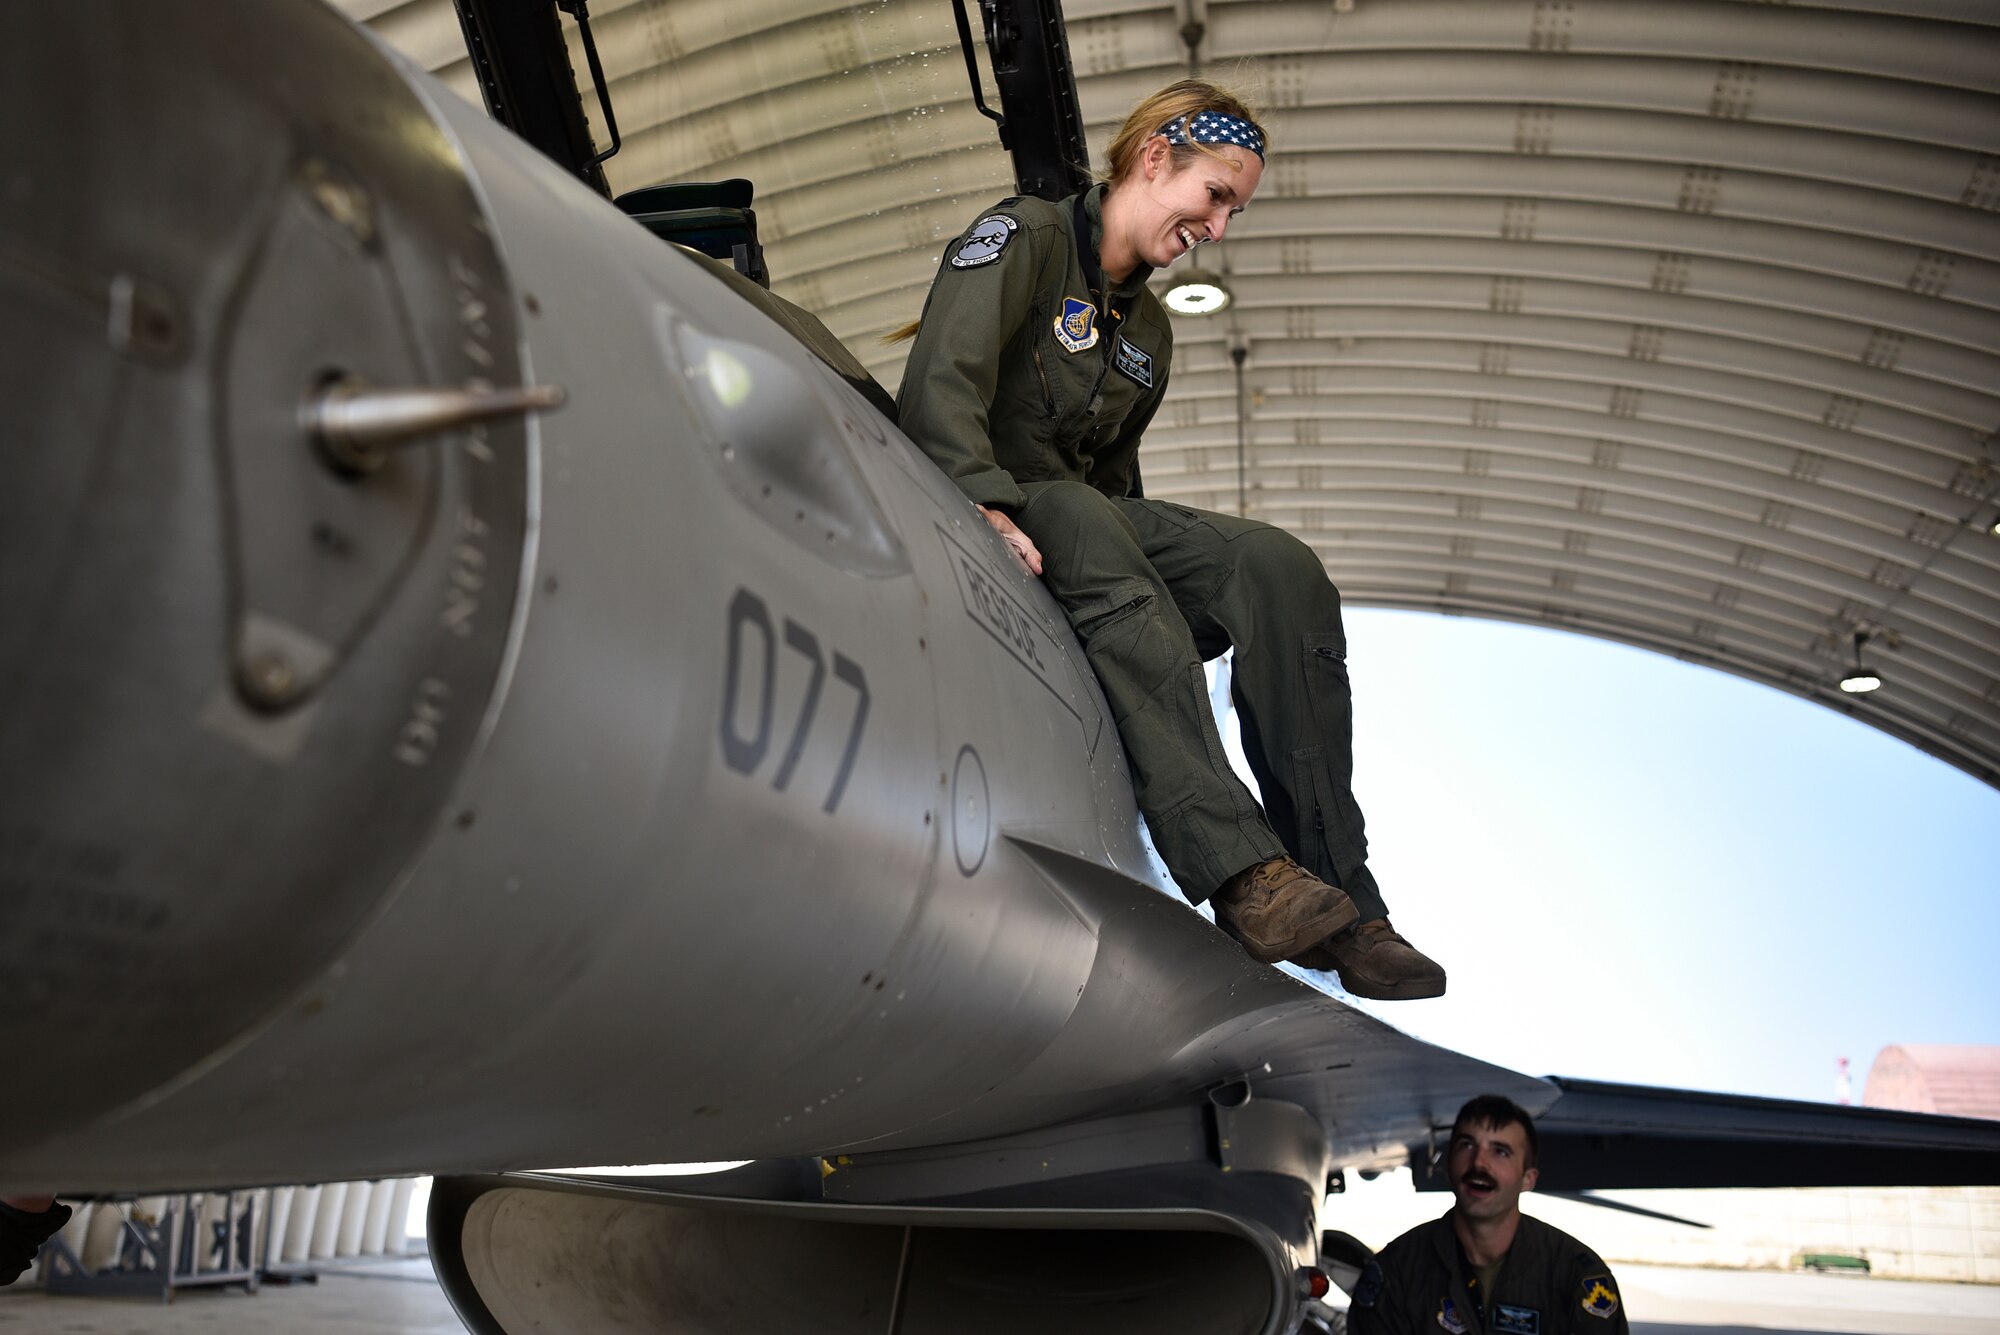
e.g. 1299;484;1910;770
1348;1096;1628;1335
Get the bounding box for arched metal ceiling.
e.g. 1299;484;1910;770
338;0;2000;787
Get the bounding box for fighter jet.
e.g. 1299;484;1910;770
3;3;1996;1332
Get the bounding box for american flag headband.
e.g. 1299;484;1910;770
1156;110;1266;160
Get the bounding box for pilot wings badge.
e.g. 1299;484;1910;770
950;214;1018;269
1054;296;1099;352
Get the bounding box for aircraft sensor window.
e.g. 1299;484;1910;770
662;315;907;577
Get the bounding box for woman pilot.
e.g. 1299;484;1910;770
893;81;1443;1000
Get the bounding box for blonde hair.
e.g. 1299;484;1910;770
1102;78;1269;183
885;79;1267;344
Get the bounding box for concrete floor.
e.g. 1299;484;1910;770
0;1260;461;1335
1615;1264;2000;1335
1;1259;1996;1333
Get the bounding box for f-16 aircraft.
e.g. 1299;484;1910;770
4;2;1997;1333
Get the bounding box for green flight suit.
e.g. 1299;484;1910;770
896;185;1385;916
1347;1211;1631;1335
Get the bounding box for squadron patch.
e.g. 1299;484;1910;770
1350;1260;1383;1309
1435;1296;1469;1335
1054;296;1099;352
1492;1303;1541;1334
949;214;1018;269
1579;1275;1621;1319
1113;336;1154;387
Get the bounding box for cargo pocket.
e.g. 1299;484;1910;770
1303;630;1348;673
1299;631;1356;757
1147;501;1221;536
1070;578;1154;643
1065;578;1161;724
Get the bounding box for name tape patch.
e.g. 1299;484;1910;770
1492;1304;1541;1335
950;214;1018;269
1113;336;1154;388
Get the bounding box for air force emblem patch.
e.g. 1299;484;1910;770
1351;1260;1383;1309
1579;1275;1621;1319
950;214;1018;269
1435;1296;1469;1334
1054;296;1099;352
1113;336;1154;387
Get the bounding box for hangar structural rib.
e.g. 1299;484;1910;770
343;0;2000;786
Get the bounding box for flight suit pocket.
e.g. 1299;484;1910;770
1141;500;1257;544
1038;313;1105;438
1069;578;1155;646
1030;323;1061;419
1065;578;1164;725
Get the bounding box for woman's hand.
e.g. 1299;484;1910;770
977;505;1043;576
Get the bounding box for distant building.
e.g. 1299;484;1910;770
1863;1046;2000;1120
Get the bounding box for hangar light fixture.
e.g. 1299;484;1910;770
1163;267;1231;316
1838;630;1882;694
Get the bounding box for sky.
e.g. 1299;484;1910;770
1213;608;2000;1106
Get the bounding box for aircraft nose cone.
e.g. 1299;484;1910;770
0;0;530;1153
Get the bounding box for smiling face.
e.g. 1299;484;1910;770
1109;134;1263;274
1446;1117;1539;1224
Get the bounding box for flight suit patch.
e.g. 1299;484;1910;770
1054;296;1099;352
1351;1259;1383;1308
1492;1303;1541;1334
950;214;1017;268
1113;336;1154;387
1579;1275;1620;1319
1435;1296;1469;1334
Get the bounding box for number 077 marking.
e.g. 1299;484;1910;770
720;588;871;814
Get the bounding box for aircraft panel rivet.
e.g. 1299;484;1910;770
239;651;297;708
302;158;376;247
106;275;183;362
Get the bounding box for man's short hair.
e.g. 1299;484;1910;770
1452;1094;1539;1170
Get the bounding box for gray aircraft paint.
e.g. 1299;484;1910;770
9;6;1997;1333
0;0;1535;1192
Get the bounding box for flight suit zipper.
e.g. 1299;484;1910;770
1083;322;1113;420
1069;190;1130;426
1032;339;1054;414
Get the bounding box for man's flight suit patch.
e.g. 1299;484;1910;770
950;214;1018;268
1351;1259;1383;1308
1054;296;1099;352
1113;336;1154;387
1579;1275;1621;1319
1435;1296;1469;1334
1492;1303;1541;1334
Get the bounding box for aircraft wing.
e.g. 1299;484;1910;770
1407;1075;2000;1191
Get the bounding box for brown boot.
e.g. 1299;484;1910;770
1212;857;1360;964
1292;919;1446;1000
